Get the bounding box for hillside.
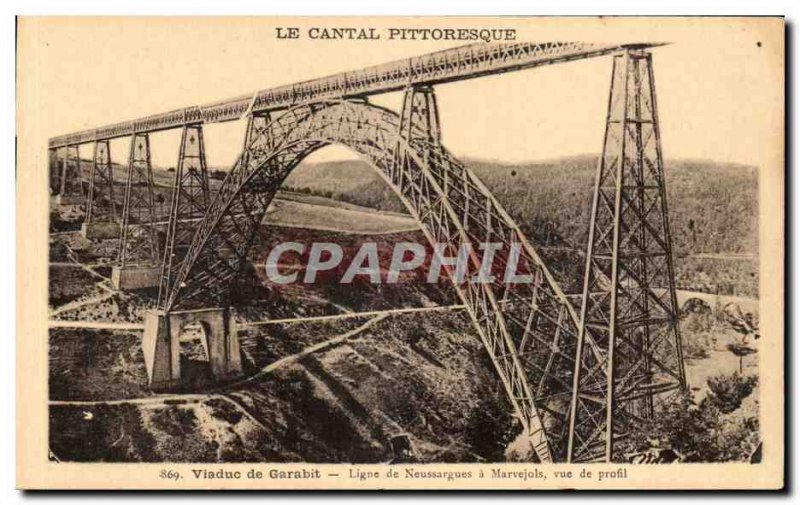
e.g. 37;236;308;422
48;218;760;464
69;154;759;256
64;154;758;297
48;226;516;463
49;162;761;464
283;156;759;297
284;156;758;254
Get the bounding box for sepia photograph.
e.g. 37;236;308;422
15;15;784;490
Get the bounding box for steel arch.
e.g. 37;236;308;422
164;99;601;462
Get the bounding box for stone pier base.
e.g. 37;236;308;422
81;221;121;240
56;194;84;206
143;308;242;391
111;265;161;290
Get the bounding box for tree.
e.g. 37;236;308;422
619;374;759;462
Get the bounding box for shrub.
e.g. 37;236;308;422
209;170;227;181
619;389;759;462
464;392;517;462
706;372;758;414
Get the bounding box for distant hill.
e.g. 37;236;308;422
282;155;759;298
283;155;759;258
73;154;758;296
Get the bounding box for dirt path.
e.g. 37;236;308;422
47;304;463;332
49;393;271;433
212;394;271;432
49;262;105;268
239;304;465;327
48;320;145;331
689;252;757;261
49;395;209;407
49;290;117;318
231;313;389;387
63;244;115;285
49;238;121;317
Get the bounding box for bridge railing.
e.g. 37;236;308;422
48;41;656;149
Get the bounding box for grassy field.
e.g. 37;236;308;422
264;197;417;235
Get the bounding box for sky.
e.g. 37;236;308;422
26;17;783;170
